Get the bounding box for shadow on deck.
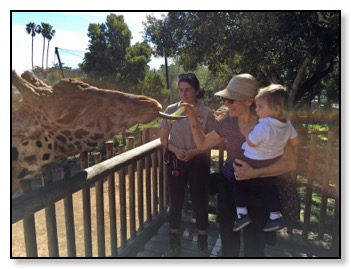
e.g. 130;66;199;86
136;212;335;258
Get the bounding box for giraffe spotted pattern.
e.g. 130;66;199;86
12;70;185;195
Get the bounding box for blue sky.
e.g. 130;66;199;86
11;11;166;74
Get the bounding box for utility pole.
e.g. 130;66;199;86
165;54;170;105
55;47;65;78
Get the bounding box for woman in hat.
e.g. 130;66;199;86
182;74;298;257
160;73;217;257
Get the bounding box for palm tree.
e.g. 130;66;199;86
39;22;49;69
45;25;55;69
25;22;40;69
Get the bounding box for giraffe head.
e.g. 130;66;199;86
12;70;184;195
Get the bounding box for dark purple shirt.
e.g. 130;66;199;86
215;116;246;181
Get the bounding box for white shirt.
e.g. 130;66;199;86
242;117;298;160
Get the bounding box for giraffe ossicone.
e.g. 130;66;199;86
12;70;184;195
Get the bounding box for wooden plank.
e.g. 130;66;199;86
12;139;162;223
94;153;105;257
61;166;76;257
302;134;317;240
20;179;38;257
42;166;59;257
80;151;93;257
106;141;118;257
318;131;335;240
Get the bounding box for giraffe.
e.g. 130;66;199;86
12;70;184;195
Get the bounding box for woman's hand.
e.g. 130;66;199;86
175;149;187;160
181;103;197;123
178;149;198;162
233;159;258;180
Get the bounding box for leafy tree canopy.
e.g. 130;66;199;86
81;13;153;89
143;12;340;112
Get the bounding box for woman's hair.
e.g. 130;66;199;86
178;73;205;99
255;84;290;119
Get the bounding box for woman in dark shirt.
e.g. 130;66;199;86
182;74;298;257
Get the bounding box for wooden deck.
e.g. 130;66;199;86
136;212;336;258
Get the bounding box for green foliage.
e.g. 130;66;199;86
128;119;161;133
138;71;169;106
143;12;340;113
81;13;153;89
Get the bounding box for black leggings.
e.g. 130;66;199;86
167;154;209;231
217;174;276;257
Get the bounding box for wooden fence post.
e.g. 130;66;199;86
127;137;136;239
318;131;335;240
106;141;118;257
302;134;317;240
20;179;38;257
80;151;92;257
94;153;105;257
61;165;76;257
118;144;127;248
42;166;59;257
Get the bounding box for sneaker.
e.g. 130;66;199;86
197;234;209;257
162;233;181;257
233;214;252;231
263;218;283;232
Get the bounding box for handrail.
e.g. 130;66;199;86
12;139;162;224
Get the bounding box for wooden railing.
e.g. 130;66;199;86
296;131;339;255
11;130;340;257
12;138;168;257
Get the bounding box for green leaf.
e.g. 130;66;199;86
167;106;185;123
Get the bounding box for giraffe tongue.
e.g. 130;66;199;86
158;111;187;120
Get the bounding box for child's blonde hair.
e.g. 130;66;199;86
255;84;290;120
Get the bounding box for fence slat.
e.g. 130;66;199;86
80;151;93;257
42;166;59;257
137;160;144;231
152;152;158;215
61;166;76;257
94;153;105;257
20;179;38;257
318;131;335;240
302;134;317;240
118;144;127;249
145;155;152;222
158;150;164;209
106;141;118;257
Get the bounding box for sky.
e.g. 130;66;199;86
4;1;348;268
11;11;167;74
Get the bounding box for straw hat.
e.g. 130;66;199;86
215;74;260;100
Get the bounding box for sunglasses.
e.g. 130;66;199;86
178;73;196;80
221;98;235;104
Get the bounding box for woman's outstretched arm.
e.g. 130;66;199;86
182;103;223;151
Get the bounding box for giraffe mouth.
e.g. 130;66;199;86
158;112;187;120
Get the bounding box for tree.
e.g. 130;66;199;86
45;25;55;69
25;22;40;69
38;22;55;69
143;14;179;89
81;13;153;89
143;12;340;114
138;71;170;106
122;42;152;86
